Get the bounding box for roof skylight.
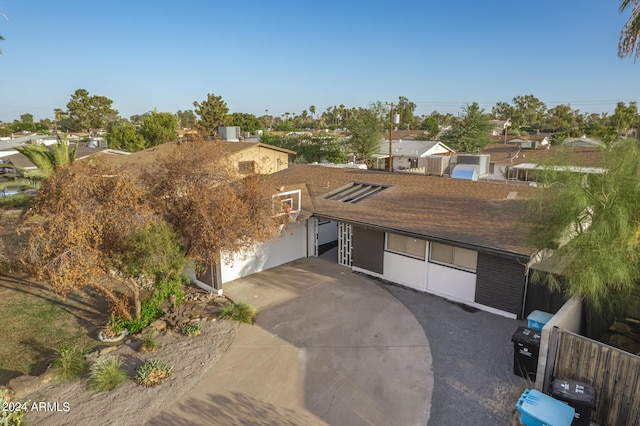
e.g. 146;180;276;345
323;182;389;204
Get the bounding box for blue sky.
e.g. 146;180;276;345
0;0;638;122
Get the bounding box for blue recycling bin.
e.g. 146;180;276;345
516;389;575;426
527;310;554;331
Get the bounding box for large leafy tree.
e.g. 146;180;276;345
139;110;178;147
262;133;347;163
227;112;262;133
619;0;640;60
107;122;146;152
175;109;197;129
611;101;638;137
545;104;580;133
512;95;547;129
440;102;493;153
492;102;516;121
396;96;417;130
492;95;547;130
346;107;384;164
66;89;119;132
528;140;640;326
420;116;440;138
193;93;229;137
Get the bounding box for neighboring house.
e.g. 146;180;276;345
373;140;455;170
481;143;605;183
213;164;544;319
503;134;551;149
0;139;108;173
222;142;295;174
98;140;295;175
561;137;605;148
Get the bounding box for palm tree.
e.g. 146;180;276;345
0;137;78;191
619;0;640;60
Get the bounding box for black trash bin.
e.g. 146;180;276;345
511;327;541;380
550;378;596;426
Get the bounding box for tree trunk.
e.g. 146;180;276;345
92;282;133;322
123;277;142;320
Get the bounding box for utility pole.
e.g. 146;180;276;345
386;102;399;172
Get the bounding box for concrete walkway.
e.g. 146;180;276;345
149;257;433;425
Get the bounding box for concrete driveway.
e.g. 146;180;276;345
149;257;433;425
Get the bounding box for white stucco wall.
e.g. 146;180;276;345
535;294;583;391
383;252;427;291
221;221;307;283
426;262;477;304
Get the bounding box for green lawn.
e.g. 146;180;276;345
0;277;101;385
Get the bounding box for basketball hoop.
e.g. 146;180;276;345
288;209;300;222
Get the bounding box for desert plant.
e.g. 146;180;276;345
105;313;126;334
124;275;185;334
0;388;28;426
160;294;190;329
218;302;257;325
142;329;157;352
135;359;173;387
52;346;86;381
88;357;127;392
181;322;201;337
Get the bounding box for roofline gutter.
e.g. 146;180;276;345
313;213;533;262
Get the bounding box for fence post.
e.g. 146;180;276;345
542;327;560;393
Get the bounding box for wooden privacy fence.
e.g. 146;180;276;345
549;328;640;425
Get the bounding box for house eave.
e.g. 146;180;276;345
312;212;533;262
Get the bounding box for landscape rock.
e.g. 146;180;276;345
150;319;167;332
98;346;118;356
8;375;41;399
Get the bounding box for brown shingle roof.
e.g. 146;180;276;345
265;165;536;258
482;143;605;167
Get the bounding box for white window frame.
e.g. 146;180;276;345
429;242;477;272
385;233;426;260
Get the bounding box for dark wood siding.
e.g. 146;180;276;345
475;253;525;317
352;226;384;274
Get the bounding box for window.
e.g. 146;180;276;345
385;233;426;260
238;161;256;174
430;242;477;272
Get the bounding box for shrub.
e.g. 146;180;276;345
181;322;201;337
121;222;185;279
142;329;157;352
52;346;86;381
124;275;185;334
0;388;28;426
89;357;127;392
135;359;173;387
218;302;257;325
